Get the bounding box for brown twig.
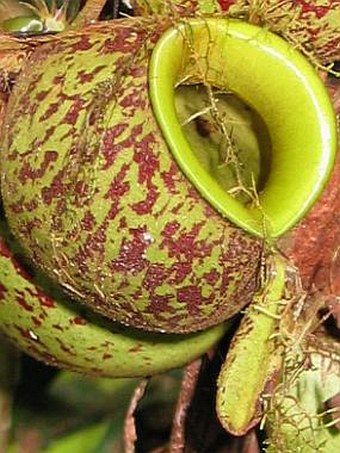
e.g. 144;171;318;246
71;0;107;28
169;358;202;452
124;378;149;453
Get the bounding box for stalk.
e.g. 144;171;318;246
71;0;107;28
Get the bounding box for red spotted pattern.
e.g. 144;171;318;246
1;18;261;333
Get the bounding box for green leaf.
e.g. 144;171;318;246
43;419;116;453
265;354;340;452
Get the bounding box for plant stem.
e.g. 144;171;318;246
71;0;107;28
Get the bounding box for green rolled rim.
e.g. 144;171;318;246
149;18;337;238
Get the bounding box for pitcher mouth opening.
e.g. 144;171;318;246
149;18;337;238
175;84;272;207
